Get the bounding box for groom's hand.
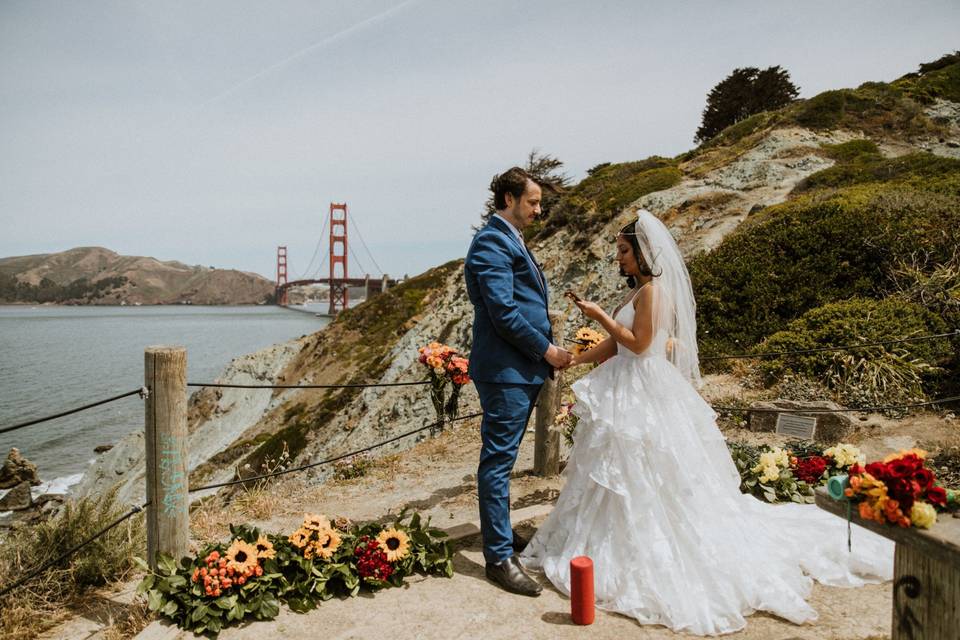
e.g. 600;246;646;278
544;344;573;369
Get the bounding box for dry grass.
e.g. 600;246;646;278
99;598;154;640
0;490;145;640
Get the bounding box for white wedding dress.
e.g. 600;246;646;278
521;293;894;636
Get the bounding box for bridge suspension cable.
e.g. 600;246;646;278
349;215;383;275
292;214;328;281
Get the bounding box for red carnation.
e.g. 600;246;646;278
888;458;917;480
793;456;828;484
913;468;935;490
865;461;889;480
927;485;948;508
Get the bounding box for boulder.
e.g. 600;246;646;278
748;400;854;444
0;480;33;511
0;448;40;489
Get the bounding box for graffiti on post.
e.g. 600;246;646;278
158;433;188;516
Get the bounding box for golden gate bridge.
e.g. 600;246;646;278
275;202;397;316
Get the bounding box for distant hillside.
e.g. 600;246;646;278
0;246;274;305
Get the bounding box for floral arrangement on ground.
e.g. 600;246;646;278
728;441;870;504
137;509;453;635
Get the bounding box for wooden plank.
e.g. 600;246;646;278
891;543;960;640
815;488;960;572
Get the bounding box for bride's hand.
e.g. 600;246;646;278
573;298;604;321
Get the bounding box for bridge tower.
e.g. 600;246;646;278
328;203;348;314
276;246;288;305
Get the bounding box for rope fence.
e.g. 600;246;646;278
190;411;484;493
1;328;958;597
4;329;957;435
0;388;146;436
187;380;430;390
699;329;959;362
713;395;960;414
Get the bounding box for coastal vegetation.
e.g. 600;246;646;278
0;490;146;640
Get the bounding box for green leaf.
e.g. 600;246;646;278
190;604;209;622
132;556;151;572
136;574;156;594
167;574;187;588
259;594;280;619
157;554;177;576
162;600;179;617
147;590;164;612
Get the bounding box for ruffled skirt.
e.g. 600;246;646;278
520;353;893;635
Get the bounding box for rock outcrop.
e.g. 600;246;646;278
0;448;40;489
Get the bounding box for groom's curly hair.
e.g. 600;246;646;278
490;167;535;210
618;220;658;288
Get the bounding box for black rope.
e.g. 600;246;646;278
0;502;148;599
189;411;484;493
712;395;960;414
187;380;431;390
700;329;959;362
0;388;145;436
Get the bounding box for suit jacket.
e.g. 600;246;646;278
464;216;552;385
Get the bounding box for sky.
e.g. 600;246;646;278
2;1;959;281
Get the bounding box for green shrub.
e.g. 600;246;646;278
893;55;960;104
698;111;781;150
795;152;960;194
535;158;681;240
690;186;960;357
786;82;939;139
755;297;948;407
820;139;881;162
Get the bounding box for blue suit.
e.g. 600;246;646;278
465;216;552;563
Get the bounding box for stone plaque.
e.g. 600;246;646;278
775;413;817;440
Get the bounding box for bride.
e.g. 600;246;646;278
520;209;894;636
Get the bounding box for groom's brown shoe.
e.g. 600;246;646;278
485;555;542;597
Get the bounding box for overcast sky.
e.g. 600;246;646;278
2;1;958;281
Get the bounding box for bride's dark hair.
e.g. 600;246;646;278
618;220;660;288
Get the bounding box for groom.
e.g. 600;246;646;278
465;166;572;596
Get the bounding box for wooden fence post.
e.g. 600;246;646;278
534;311;564;477
144;346;189;569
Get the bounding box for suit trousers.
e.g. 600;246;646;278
475;381;543;563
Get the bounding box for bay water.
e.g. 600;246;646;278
0;305;329;489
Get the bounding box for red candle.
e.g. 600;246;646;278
570;556;595;625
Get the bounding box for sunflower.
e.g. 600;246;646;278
303;513;331;531
376;528;411;562
224;539;260;574
311;528;342;560
287;527;310;549
254;535;275;560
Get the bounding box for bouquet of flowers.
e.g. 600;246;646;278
844;449;950;529
137;525;281;635
139;510;453;636
418;342;471;427
569;327;604;357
